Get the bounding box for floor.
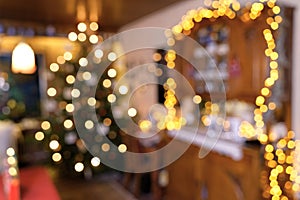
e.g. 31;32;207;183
50;169;154;200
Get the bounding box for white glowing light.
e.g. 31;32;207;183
71;89;81;98
128;108;137;117
108;69;117;78
95;49;104;58
6;148;15;157
119;85;129;95
118;144;127;153
91;157;101;167
75;162;84;172
79;58;88;67
85;120;94;130
77;22;87;32
87;97;97;106
49;140;60;150
82;72;92;81
108;52;117;61
89;35;99;44
47;87;57;97
68;32;77;41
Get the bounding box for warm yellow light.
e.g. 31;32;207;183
193;95;202;104
139;120;152;132
82;72;92;81
103;79;112;88
232;2;241;11
65;104;75;113
41;121;51;130
57;56;65;64
90;22;99;31
265;144;274;153
12;42;36;74
101;143;110;152
265;152;274;160
103;118;112;126
270;52;279;60
265;78;275;87
270;61;278;69
87;98;97;106
35;131;45;141
167;61;175;69
256;96;265;106
172;25;183;34
288;131;295;139
259;134;269;144
66;75;75;84
288;141;296;149
107;94;117;103
50;63;59;72
153;53;162;62
272;6;281;14
261;88;270;96
260;105;268;113
52;153;62;162
8;167;17;177
85;120;94;129
64;51;73;61
118;144;127;153
64;119;73;129
268;102;277;110
271;22;279;30
274;16;283;24
167;38;176;46
7;157;17;165
78;33;87;42
264;32;273;41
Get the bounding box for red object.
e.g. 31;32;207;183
0;166;60;200
8;179;20;200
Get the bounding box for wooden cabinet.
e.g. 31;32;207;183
165;141;262;200
177;12;270;102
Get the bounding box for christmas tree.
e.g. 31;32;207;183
41;21;126;178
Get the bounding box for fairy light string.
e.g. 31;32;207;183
161;0;298;198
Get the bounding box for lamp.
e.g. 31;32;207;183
11;42;36;74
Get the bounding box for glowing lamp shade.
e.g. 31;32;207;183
11;42;36;74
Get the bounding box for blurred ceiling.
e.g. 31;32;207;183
0;0;183;32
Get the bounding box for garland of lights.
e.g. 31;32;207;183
162;0;297;199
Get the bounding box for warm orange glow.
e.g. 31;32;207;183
12;42;36;74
